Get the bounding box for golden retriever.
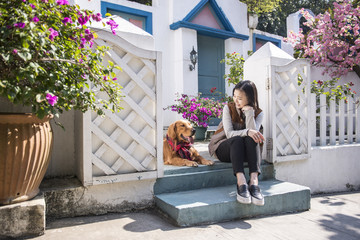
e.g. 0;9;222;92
163;120;214;167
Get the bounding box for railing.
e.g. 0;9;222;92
310;93;360;146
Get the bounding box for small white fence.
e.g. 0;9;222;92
310;94;360;146
80;30;163;186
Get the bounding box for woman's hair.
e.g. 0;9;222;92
232;80;260;110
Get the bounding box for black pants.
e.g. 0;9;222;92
216;136;261;176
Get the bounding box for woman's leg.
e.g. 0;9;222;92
216;137;251;204
244;136;264;206
244;136;261;184
216;136;247;179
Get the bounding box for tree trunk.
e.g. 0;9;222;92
353;65;360;79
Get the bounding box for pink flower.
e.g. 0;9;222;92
12;49;18;54
46;94;58;106
48;28;58;41
92;13;102;22
62;17;72;25
106;19;118;35
32;16;39;22
56;0;69;5
14;22;25;28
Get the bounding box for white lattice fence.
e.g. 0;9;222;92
310;94;360;146
270;59;311;163
81;31;162;186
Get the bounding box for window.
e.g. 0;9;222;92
101;2;152;34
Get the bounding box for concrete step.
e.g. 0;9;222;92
0;194;45;239
154;161;274;195
155;180;311;227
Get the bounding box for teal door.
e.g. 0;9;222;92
197;34;225;126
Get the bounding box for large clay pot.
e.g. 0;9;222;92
0;113;53;205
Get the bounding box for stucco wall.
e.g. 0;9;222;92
274;145;360;194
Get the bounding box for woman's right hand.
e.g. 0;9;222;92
248;129;264;143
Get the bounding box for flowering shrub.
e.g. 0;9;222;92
310;78;356;105
165;93;225;127
0;0;123;120
284;0;360;78
220;52;245;86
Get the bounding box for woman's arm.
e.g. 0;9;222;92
222;105;248;138
242;107;264;143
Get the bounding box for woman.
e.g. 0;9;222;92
208;80;265;205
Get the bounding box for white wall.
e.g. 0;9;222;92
275;145;360;193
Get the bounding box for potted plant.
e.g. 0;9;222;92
0;0;123;204
165;93;225;140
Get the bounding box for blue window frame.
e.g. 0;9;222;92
253;33;281;52
101;1;153;34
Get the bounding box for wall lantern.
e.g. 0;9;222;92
189;46;198;71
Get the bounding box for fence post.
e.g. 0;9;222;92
329;99;336;145
310;93;317;146
319;95;326;146
339;99;345;144
347;101;354;144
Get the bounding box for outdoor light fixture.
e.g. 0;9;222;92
189;46;198;71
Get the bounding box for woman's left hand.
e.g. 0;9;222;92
248;129;264;143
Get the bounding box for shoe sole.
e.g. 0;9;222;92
237;194;251;204
251;196;265;206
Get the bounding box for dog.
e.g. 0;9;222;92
163;120;214;167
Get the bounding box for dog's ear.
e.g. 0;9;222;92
167;122;177;140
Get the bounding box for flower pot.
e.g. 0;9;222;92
194;126;207;141
0;113;53;205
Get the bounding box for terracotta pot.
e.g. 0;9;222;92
0;113;53;205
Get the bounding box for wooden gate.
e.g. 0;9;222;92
81;31;162;186
268;59;311;163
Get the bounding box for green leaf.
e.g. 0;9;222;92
105;13;112;17
1;53;10;61
18;52;32;61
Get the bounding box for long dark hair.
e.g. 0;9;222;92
232;80;260;111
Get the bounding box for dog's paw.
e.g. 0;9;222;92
203;159;214;166
186;161;198;167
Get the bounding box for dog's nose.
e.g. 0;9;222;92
191;128;196;136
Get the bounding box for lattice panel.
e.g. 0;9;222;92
89;39;158;181
271;60;311;162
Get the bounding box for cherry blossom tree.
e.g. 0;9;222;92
285;0;360;78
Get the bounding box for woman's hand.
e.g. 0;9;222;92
242;105;254;111
248;129;264;143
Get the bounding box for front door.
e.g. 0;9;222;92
197;34;224;126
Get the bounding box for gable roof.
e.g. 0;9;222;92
170;0;248;40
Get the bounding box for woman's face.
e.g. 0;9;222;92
233;89;248;109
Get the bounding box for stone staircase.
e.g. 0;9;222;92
154;141;311;226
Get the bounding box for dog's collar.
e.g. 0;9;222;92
166;135;194;161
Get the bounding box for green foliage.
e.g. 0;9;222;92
241;0;282;14
220;52;245;86
310;78;356;105
257;0;336;37
0;0;123;120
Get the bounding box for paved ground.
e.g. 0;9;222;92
31;191;360;240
